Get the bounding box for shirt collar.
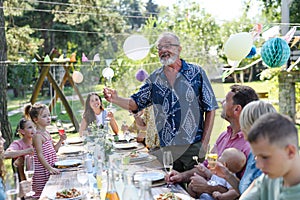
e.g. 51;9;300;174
227;126;244;139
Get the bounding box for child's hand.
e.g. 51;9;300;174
59;133;67;141
49;167;60;175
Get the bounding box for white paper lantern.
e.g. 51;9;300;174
102;67;114;79
224;32;253;61
72;71;83;83
123;35;150;61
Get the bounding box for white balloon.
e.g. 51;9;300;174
102;67;114;79
72;71;83;83
227;59;240;67
123;35;150;61
224;32;253;61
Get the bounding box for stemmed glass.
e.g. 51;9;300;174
77;170;89;194
24;154;35;197
56;120;67;145
122;121;131;143
5;173;19;200
163;151;173;188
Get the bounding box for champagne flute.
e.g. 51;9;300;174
5;173;19;200
163;151;173;188
56;120;67;145
24;155;35;197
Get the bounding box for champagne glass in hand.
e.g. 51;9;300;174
24;155;35;196
5;173;19;200
163;151;173;188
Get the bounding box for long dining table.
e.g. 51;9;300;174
39;134;195;200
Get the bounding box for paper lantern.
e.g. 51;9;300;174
246;46;257;58
123;35;150;61
102;67;114;79
72;71;83;83
135;69;149;82
224;32;253;61
261;37;290;68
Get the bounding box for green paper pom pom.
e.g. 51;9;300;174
261;37;290;68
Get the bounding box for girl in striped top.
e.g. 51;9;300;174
25;104;66;198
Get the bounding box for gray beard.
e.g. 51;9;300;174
160;55;177;66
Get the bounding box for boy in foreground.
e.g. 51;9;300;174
240;113;300;199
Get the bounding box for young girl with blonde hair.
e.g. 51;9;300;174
25;104;66;198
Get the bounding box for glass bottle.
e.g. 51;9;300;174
138;179;154;200
122;171;138;200
105;169;120;200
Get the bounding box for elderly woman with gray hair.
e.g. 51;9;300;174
210;100;277;195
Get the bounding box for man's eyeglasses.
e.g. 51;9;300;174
156;44;179;51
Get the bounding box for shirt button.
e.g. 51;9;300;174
172;114;175;117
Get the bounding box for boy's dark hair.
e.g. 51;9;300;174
248;113;298;148
230;85;259;108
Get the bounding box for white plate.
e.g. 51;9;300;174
59;146;83;155
129;152;149;162
113;142;138;149
154;193;195;200
66;137;83;144
54;159;82;167
134;171;165;182
48;189;85;200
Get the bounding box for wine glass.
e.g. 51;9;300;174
56;120;67;145
5;173;19;200
163;151;173;187
24;155;35;197
77;170;89;193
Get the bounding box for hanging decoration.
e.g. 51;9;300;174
135;69;149;82
123;35;150;61
82;53;89;62
246;46;257;58
93;53;100;62
102;67;114;79
224;32;253;61
261;37;290;68
70;53;76;62
72;71;84;83
44;55;51;63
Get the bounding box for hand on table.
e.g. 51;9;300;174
165;170;183;184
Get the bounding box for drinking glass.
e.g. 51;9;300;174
5;173;19;200
56;120;67;145
77;170;89;193
163;151;173;188
24;155;35;196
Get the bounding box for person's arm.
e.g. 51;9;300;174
212;188;240;200
4;148;34;159
201;110;215;151
32;134;60;174
54;133;66;152
103;88;138;111
79;118;88;137
189;173;228;195
211;162;241;193
108;112;119;134
239;180;256;199
133;112;147;131
166;168;199;184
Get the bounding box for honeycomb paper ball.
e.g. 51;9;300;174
261;37;290;68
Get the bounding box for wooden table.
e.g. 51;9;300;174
39;137;192;200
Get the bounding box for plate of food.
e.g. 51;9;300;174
48;188;83;200
128;151;149;162
113;142;138;150
54;159;82;169
154;192;195;200
134;171;165;182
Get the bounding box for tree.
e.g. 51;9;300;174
0;0;13;148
